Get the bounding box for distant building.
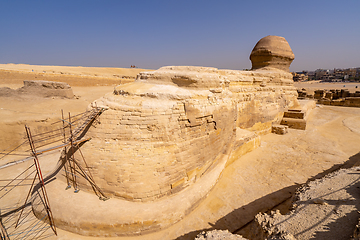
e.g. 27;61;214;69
297;67;359;82
334;68;345;80
307;71;315;80
292;72;308;82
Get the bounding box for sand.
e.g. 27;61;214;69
0;63;153;153
294;81;360;93
0;63;151;87
250;166;360;240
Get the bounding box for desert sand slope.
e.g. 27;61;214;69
251;166;360;240
0;64;152;152
203;163;360;240
294;81;360;93
0;63;152;87
0;86;115;152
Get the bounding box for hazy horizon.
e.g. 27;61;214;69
1;1;359;72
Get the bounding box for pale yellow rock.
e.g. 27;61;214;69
250;35;295;72
75;66;298;202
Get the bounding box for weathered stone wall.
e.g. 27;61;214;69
71;66;298;201
80;93;236;201
298;88;360;107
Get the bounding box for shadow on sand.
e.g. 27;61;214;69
175;151;360;240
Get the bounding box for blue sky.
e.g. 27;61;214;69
0;0;359;72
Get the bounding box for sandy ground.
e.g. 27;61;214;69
0;63;151;87
256;166;360;240
0;86;115;156
1;66;360;240
0;63;152;153
294;81;360;93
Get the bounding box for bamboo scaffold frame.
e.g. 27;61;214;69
63;110;109;200
0;107;108;239
15;125;57;236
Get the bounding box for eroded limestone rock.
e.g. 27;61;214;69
251;211;297;240
272;124;288;135
0;80;74;98
195;230;248;240
250;35;295;72
77;66;298;202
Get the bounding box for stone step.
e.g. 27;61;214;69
280;117;306;130
280;100;316;130
283;110;305;119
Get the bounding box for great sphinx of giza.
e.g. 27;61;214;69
33;35;299;236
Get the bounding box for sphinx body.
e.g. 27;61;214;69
33;35;299;236
76;65;298;201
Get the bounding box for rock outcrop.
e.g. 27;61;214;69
195;230;247;240
78;66;298;201
0;80;74;98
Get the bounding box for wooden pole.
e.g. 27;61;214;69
22;125;57;235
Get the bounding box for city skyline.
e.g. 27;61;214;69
1;1;359;72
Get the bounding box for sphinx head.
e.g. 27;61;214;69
250;35;294;72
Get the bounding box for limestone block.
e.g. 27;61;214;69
314;90;325;99
283;110;305;119
332;99;346;106
344;97;360;107
297;90;306;99
195;230;247;240
325;92;333;100
341;89;350;98
306;94;314;99
318;98;332;105
272;124;288;135
281;117;306;130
